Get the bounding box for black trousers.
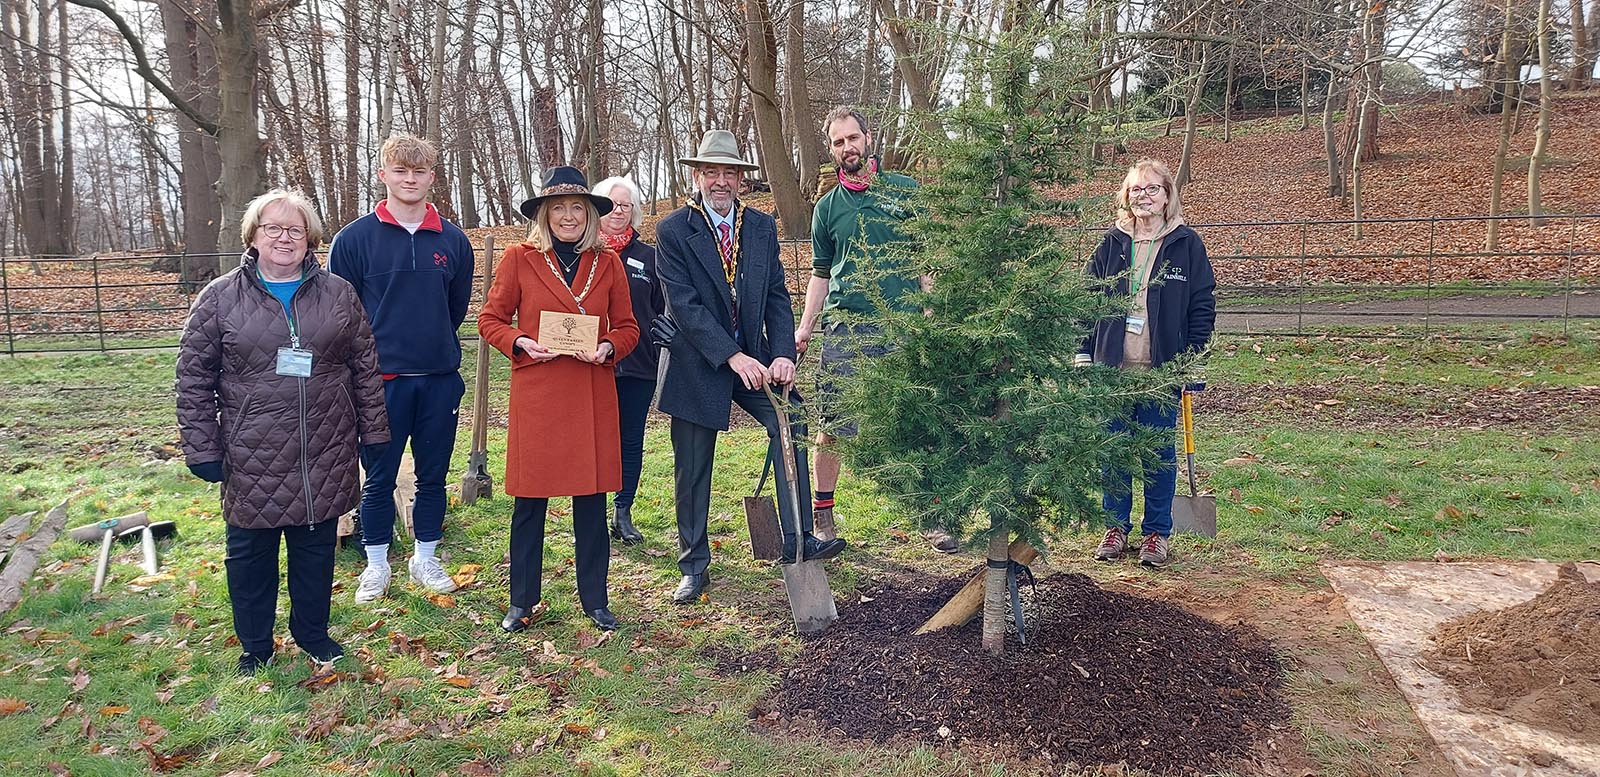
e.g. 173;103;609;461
671;386;813;576
510;494;609;611
224;519;337;657
614;376;656;510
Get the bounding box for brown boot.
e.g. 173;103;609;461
812;506;836;542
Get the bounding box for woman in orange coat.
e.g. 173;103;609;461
479;166;639;633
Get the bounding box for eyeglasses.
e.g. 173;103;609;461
1128;185;1166;198
609;202;633;211
260;224;307;240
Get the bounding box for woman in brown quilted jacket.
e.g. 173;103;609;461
176;189;390;676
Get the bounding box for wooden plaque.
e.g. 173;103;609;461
538;311;600;356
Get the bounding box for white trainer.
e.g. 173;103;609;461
354;562;392;603
408;555;459;594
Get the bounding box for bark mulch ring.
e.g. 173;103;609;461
1424;562;1600;744
747;571;1291;774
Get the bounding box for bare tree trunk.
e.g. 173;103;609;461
1175;43;1212;190
1572;0;1591;89
744;0;812;237
341;0;362;224
1350;82;1375;238
1299;61;1311;131
377;0;400;142
1487;0;1518;251
787;0;820;197
55;0;74;253
1323;72;1345;197
453;0;483;227
1222;43;1237;143
1527;0;1553;224
488;4;533;196
154;0;222;276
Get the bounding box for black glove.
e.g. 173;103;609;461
187;460;224;483
649;310;678;349
360;442;390;471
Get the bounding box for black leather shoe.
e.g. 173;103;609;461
672;573;708;604
587;608;619;631
501;604;541;633
610;505;644;544
780;534;848;564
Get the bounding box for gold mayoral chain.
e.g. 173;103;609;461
689;197;744;284
543;248;601;314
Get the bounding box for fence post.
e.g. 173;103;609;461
1;254;12;355
92;253;107;352
1424;218;1436;337
1564;216;1577;336
1296;221;1308;336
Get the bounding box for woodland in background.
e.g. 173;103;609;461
2;0;1598;281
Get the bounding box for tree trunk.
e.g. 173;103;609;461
1323;72;1345;197
377;0;401;142
1350;83;1375;238
1222;43;1236;143
786;0;820;198
214;0;265;274
1357;2;1385;163
1299;61;1311;131
55;0;74;254
342;0;362;225
1486;0;1518;250
1175;43;1212;190
744;0;811;238
980;524;1009;656
1527;0;1553;224
453;0;484;227
155;0;222;278
0;502;68;614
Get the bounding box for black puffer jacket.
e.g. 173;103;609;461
176;249;390;529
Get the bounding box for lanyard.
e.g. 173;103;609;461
1129;239;1158;297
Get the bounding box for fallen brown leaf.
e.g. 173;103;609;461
98;705;129;716
425;593;457;608
444;675;474;688
0;698;27;716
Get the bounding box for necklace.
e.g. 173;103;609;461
557;251;581;273
542;249;599;313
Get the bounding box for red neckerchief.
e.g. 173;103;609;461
838;157;878;192
602;227;634;253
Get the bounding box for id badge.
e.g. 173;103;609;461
1124;316;1146;335
276;347;314;378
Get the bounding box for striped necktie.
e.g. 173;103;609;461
717;222;734;278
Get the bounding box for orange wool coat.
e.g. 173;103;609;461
478;242;639;498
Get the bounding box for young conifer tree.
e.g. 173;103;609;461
836;8;1188;656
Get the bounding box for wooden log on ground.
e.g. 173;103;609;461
0;512;37;567
0;501;69;613
915;537;1041;635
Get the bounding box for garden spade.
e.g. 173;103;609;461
742;456;782;561
1171;387;1217;537
763;384;837;635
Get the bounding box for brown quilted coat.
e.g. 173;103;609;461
176;250;390;529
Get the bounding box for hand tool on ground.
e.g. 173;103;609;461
117;521;177;576
67;511;149;544
1171;385;1217;537
460;236;496;505
92;524;116;594
764;383;838;635
743;455;782;561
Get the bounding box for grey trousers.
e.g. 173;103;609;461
670;386;814;576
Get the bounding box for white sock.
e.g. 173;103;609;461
365;544;389;567
414;539;438;560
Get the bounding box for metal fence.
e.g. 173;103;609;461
3;213;1598;355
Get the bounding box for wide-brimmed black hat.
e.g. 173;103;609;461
518;166;615;220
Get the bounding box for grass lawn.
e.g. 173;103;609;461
0;327;1596;775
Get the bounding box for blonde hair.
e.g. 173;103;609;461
380;132;438;169
592;176;644;230
240;188;324;248
1114;157;1183;223
526;195;605;253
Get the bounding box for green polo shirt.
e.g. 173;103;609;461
810;171;922;318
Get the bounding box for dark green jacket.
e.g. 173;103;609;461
810;171;921;318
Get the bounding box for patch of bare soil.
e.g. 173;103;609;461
756;571;1289;775
1424;562;1600;743
1195;379;1600;431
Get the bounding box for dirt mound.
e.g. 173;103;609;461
757;572;1289;774
1424;563;1600;743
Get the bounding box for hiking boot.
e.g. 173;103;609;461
1139;533;1170;567
812;507;837;542
1094;527;1128;561
354;561;391;603
925;529;960;554
237;651;274;676
409;555;459;594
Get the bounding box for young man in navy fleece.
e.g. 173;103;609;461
330;133;475;603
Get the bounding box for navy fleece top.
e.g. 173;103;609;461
329;202;476;375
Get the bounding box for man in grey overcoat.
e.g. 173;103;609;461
655;130;848;604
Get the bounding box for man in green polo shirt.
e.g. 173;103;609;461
795;106;953;553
